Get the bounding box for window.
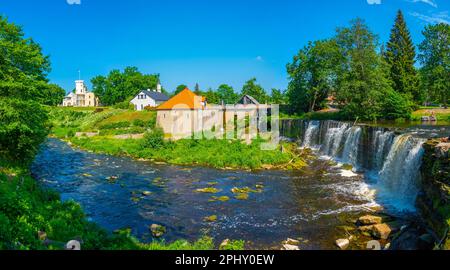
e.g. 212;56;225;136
141;104;144;110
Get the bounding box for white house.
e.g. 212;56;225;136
62;80;99;107
130;83;169;111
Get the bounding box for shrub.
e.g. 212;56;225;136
380;90;412;120
132;119;145;127
142;128;165;149
113;101;134;110
0;98;49;165
99;121;130;130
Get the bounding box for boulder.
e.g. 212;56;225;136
358;215;382;225
150;224;166;238
283;238;300;246
38;231;47;241
335;239;350;250
372;224;392;240
282;244;300;250
219;239;230;250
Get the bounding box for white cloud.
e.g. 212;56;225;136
410;0;437;8
367;0;382;5
67;0;81;5
410;11;450;24
256;56;264;62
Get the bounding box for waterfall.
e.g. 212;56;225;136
377;134;426;211
341;126;362;168
302;121;320;148
321;122;350;157
282;119;428;212
372;130;395;171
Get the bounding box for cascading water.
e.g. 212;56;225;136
341;126;362;169
377;134;426;211
302;121;320;148
283;119;428;212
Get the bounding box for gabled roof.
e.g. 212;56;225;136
140;90;169;102
157;88;205;110
237;94;260;105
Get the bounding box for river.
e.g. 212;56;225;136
30;120;449;250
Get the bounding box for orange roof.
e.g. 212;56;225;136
157;88;206;110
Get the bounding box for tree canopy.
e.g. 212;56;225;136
91;67;161;106
241;78;269;104
418;23;449;107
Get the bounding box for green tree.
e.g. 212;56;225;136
194;83;202;95
39;83;66;106
0;16;50;82
204;88;220;104
270;88;287;104
385;10;420;102
241;78;268;103
418;23;449;107
174;84;188;96
287;39;341;113
334;18;395;120
91;67;159;106
216;84;237;104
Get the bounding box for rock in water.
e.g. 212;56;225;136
283;238;300;246
372;224;392;240
335;239;350;250
358;215;382;225
219;239;230;250
150;224;166;238
282;244;300;250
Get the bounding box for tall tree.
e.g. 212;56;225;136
335;18;402;120
418;23;450;107
241;78;268;103
91;67;159;105
216;84;237;104
270;88;287;104
287;39;341;113
194;83;201;95
385;10;420;102
204;88;220;104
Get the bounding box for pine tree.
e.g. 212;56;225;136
385;10;420;102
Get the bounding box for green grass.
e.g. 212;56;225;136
411;108;450;122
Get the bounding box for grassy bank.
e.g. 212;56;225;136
49;107;307;170
0;165;244;250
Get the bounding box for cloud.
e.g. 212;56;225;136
367;0;382;5
410;11;450;24
410;0;437;8
255;56;264;62
67;0;81;5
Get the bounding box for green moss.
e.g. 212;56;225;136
204;215;218;222
342;164;353;170
209;196;230;202
235;193;249;200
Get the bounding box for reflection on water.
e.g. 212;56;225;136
31;139;379;249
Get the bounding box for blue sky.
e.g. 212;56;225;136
0;0;448;94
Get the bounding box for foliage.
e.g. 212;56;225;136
334;18;395;120
141;128;165;149
384;10;420;103
241;78;268;103
216;84;238;104
174;84;188;96
204;88;220;104
380;89;412;120
418;23;450;107
0;99;49;166
270;88;287;104
91;67;160;106
287;39;341;113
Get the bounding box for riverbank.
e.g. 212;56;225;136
48;107;307;170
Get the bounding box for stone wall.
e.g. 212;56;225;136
417;138;450;249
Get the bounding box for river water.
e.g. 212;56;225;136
31;138;379;249
30;120;449;249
